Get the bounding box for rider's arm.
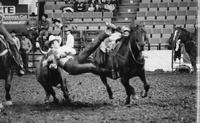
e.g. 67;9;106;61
0;23;15;45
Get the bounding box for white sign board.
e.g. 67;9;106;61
0;6;16;15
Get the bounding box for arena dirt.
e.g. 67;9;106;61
0;73;196;123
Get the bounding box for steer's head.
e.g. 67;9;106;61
42;50;58;70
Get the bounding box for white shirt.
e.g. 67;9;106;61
100;32;122;52
65;33;74;48
12;36;20;50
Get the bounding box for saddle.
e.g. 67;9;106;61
93;39;123;79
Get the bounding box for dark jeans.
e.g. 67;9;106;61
62;32;110;75
27;30;38;51
20;49;29;71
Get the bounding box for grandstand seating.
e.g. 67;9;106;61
135;0;197;45
43;0;197;46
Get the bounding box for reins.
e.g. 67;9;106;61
128;39;144;65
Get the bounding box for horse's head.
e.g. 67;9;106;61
172;27;192;50
129;25;148;51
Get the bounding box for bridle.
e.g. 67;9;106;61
0;37;9;57
173;28;196;50
128;27;145;65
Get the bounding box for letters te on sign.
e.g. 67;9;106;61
0;6;16;15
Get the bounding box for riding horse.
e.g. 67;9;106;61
172;27;197;72
0;36;15;106
93;25;150;104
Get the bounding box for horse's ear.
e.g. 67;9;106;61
173;25;176;30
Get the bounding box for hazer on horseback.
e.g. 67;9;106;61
45;22;150;104
0;22;25;108
172;27;197;73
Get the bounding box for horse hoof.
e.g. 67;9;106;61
141;91;147;98
125;99;130;105
0;103;3;109
44;100;50;104
5;101;13;106
53;99;59;104
109;95;114;99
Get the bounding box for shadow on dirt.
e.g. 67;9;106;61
170;84;196;90
3;101;115;114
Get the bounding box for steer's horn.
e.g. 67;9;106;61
36;42;48;55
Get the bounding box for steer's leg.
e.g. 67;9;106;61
48;87;59;104
41;85;51;104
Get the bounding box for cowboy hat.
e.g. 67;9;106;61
46;35;61;46
121;26;130;32
29;12;37;17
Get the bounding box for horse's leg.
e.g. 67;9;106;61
100;76;113;99
189;55;197;73
138;70;150;98
4;70;13;105
186;43;197;73
120;77;133;104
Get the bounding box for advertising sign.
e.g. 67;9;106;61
3;14;28;24
0;6;16;15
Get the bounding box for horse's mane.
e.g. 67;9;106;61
129;25;147;44
175;27;192;38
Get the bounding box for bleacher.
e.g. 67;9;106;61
28;0;198;70
135;0;197;48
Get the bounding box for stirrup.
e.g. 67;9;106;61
111;69;118;79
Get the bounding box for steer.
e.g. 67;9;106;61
35;45;70;104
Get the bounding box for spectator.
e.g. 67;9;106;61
62;6;74;12
103;1;115;12
63;26;74;48
88;3;95;12
38;14;50;47
74;1;86;12
20;32;32;73
52;18;63;45
25;12;38;51
10;31;20;50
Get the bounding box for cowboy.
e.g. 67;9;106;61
25;12;38;51
37;14;50;49
99;24;131;78
100;24;131;52
44;22;115;75
0;23;25;75
10;30;20;50
51;18;63;46
20;32;33;73
41;34;76;69
63;26;75;48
